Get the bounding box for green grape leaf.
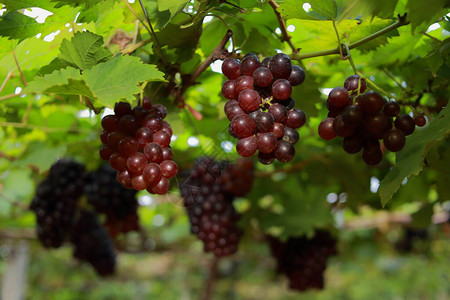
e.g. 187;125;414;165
82;55;166;107
0;11;44;41
407;0;449;31
157;0;189;16
2;0;55;10
0;168;34;212
36;58;71;76
51;0;112;9
25;67;94;98
13;142;67;173
379;105;450;206
58;31;112;71
337;0;399;21
278;0;337;20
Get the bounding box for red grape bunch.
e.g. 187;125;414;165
221;53;307;164
318;75;425;165
180;157;254;257
268;230;337;291
99;98;178;194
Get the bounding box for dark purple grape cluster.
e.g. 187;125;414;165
84;164;139;237
30;159;86;248
318;75;420;165
268;231;337;292
221;53;307;164
180;157;254;257
99;97;178;194
69;210;116;276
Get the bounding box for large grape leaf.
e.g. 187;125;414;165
0;11;44;41
378;105;450;206
2;0;55;10
58;31;112;71
337;0;399;21
407;0;449;31
81;55;166;107
278;0;337;20
13;142;67;173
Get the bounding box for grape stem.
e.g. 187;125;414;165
202;256;220;300
268;0;299;54
13;50;27;87
356;72;395;99
175;30;233;110
291;14;410;61
0;71;13;94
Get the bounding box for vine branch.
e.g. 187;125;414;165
291;14;410;60
0;71;13;94
268;0;298;54
202;256;220;300
13;50;27;87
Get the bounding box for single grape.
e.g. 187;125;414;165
318;118;337;140
272;79;292;100
357;91;386;115
414;115;426;127
142;163;162;186
161;121;173;136
275;97;295;110
362;148;382;165
341;105;363;127
134;127;153;149
261;56;272;68
119;114;139;135
342;135;363;154
275;141;295;162
236;136;257;157
282;127;299;144
118;137;139;157
333;115;355;137
127;152;147;174
101;115;119;132
108;153;127;171
222;58;241;79
114;102;132;117
285;108;306;128
394;115;415;135
365;112;391;136
238;89;261;112
253;67;273;87
160;160;178;178
256;132;277;153
142;116;163;132
107;131;126;150
100;130;109;144
132;106;148;124
272;122;285;138
344;75;366;93
153;104;168;119
269;53;292;79
328;87;349;108
235;76;254;94
116;169;133;188
150;177;170;195
224;100;245;121
258;151;275;165
288;65;305;86
153;130;171;147
131;174;149;190
99;145;114;161
268;103;288;123
142;97;152;110
252;111;274;132
383;129;405;152
230;115;256;138
222;80;238;100
241;55;260;76
161;147;173;161
144;142;163;163
383;101;400;117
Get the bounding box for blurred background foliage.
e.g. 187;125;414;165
0;0;449;299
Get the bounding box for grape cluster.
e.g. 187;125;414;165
221;53;307;164
30;159;86;248
70;210;116;276
99;98;178;194
318;75;424;165
180;157;254;257
84;164;139;237
268;231;337;291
